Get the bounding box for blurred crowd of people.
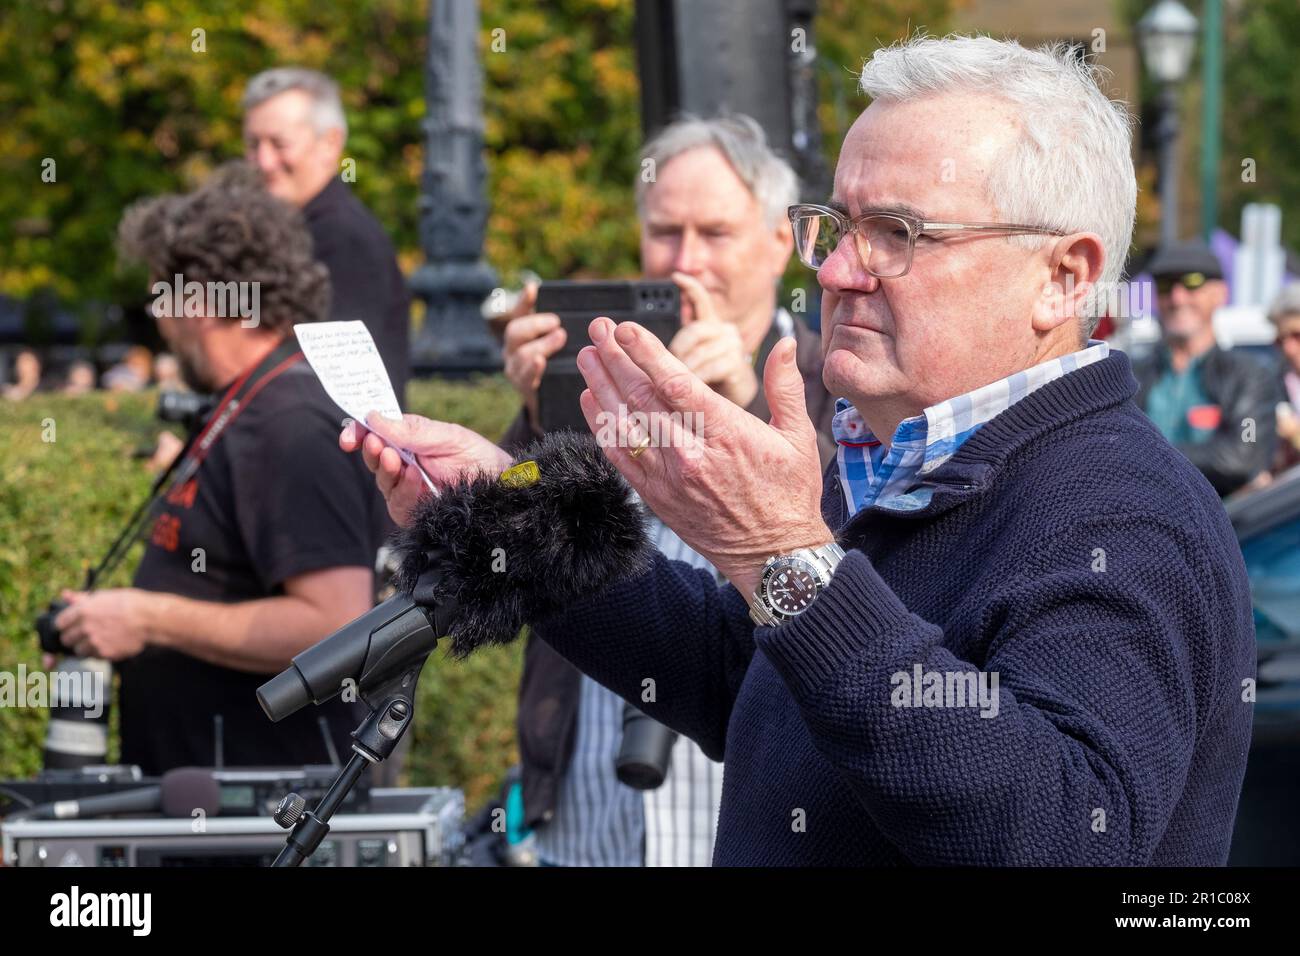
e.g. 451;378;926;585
1;345;185;401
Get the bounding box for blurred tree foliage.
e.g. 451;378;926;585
0;0;955;325
0;0;642;314
813;0;959;173
1218;0;1300;254
1122;0;1300;253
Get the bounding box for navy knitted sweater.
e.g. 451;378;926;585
532;352;1257;865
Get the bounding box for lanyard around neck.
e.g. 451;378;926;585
170;338;304;487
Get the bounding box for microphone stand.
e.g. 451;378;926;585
271;661;425;867
271;562;453;868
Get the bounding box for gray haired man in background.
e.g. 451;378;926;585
242;67;411;402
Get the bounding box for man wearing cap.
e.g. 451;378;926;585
1134;240;1279;496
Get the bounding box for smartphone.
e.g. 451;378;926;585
534;280;680;433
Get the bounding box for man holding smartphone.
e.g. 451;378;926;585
497;115;836;866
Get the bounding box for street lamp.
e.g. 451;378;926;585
409;0;501;376
1137;0;1199;246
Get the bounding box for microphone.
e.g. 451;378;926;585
258;430;653;722
8;767;221;821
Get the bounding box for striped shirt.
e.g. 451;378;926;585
641;520;726;867
834;340;1110;516
532;517;725;867
532;665;646;866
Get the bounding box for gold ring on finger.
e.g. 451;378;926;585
628;432;653;459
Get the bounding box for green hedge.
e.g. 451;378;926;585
0;376;522;809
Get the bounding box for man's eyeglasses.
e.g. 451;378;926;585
787;203;1066;278
1153;272;1210;296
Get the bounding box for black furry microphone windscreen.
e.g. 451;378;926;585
391;430;654;658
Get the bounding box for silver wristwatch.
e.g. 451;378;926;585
749;542;846;627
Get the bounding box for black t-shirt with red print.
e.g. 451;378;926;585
120;347;388;773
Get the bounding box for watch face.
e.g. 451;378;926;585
765;559;820;616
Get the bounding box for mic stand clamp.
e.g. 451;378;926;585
271;660;425;867
271;560;453;868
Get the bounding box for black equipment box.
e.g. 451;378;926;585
2;787;463;867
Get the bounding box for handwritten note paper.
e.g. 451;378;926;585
294;321;437;493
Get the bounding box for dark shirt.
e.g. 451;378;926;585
120;343;389;773
530;352;1256;864
303;177;411;403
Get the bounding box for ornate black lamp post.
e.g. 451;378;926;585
410;0;501;375
1137;0;1200;248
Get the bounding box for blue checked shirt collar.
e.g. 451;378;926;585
833;340;1110;516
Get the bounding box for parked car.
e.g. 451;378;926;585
1224;466;1300;864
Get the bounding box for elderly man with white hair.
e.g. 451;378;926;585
343;35;1256;865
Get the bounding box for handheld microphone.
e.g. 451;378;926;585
258;430;653;722
7;767;220;821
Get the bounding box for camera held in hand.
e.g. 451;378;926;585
156;389;216;432
36;598;71;655
616;702;679;790
33;597;113;770
534;280;680;434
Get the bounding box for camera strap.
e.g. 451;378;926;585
170;337;304;487
83;337;304;589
